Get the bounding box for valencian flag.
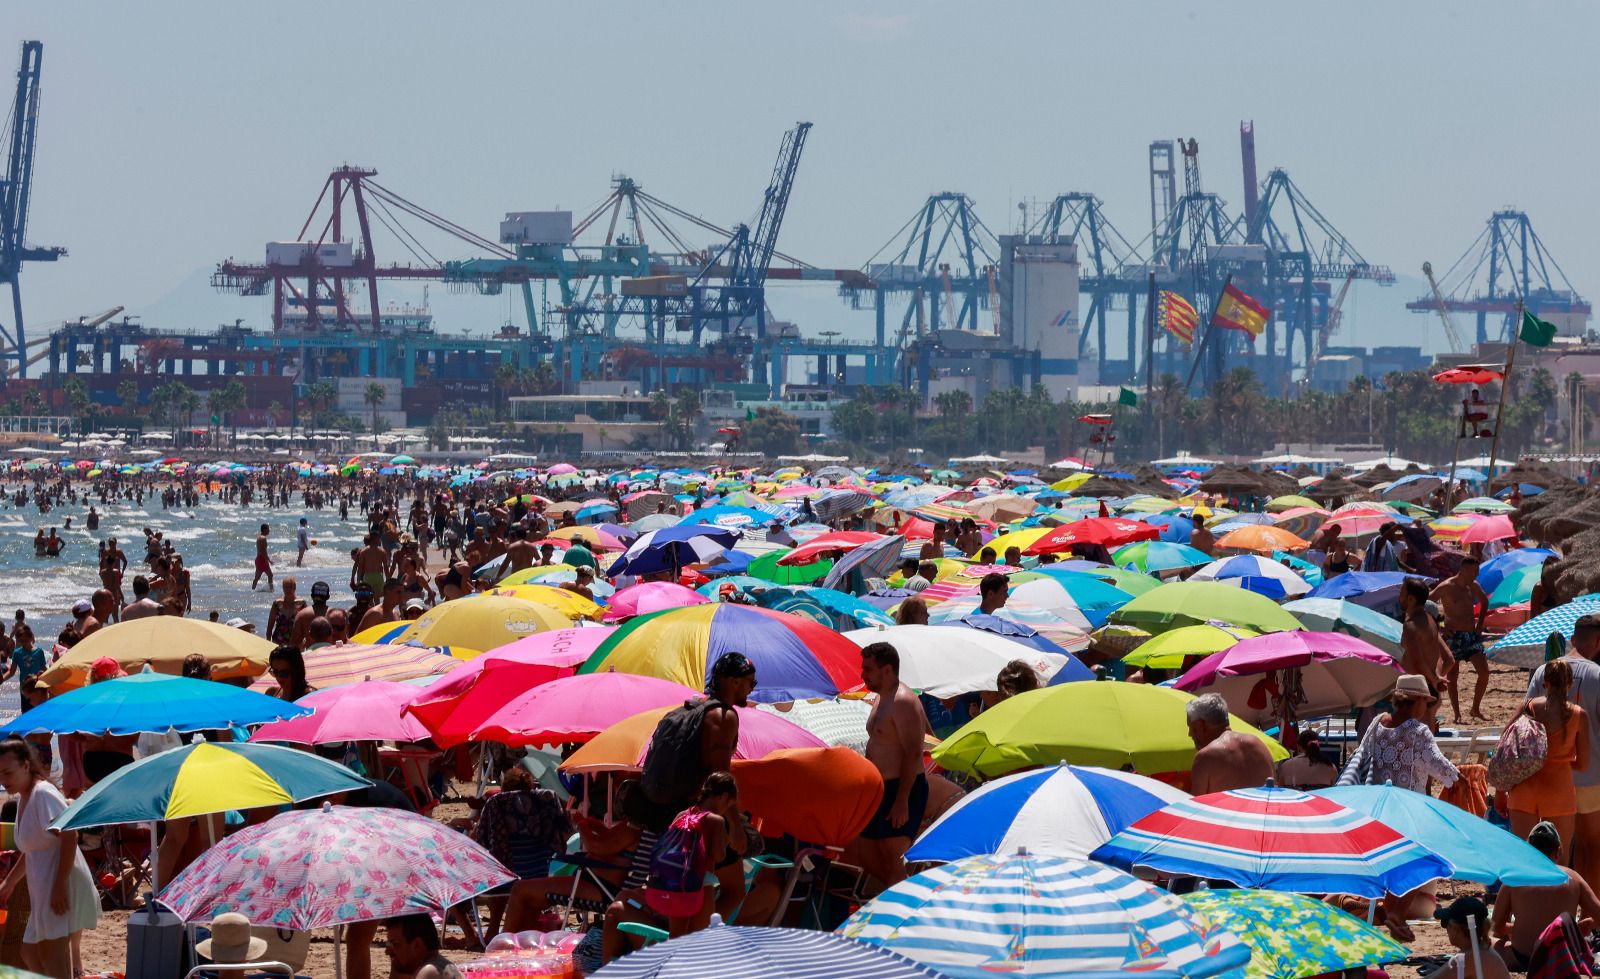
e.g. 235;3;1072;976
1159;291;1198;343
1520;310;1557;347
1212;283;1269;338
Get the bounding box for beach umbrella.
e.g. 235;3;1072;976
1315;784;1568;886
250;681;434;744
1454;496;1516;514
605;581;709;621
907;763;1189;863
249;642;462;692
507;566;618;598
841;852;1249;979
1180;890;1408;979
1490;600;1600;668
606;525;740;577
753;698;873;753
0;671;307;737
560;704;825;774
159;803;514;930
931;682;1286;778
982;526;1053;555
1121;624;1260;669
546;525;627;551
1216;524;1311;554
1478;547;1555;595
1009;573;1134;628
1025;517;1161;555
759;586;895;629
390;595;568;651
1189;555;1312;600
39;618;274;691
744;547;832;584
54;741;369;832
1281;597;1404;658
1460;513;1517;544
487;583;606;621
1094;785;1451;897
1171;631;1400;727
677;504;777;529
775;530;885;566
577;604;863;703
841;624;1084;697
1271;551;1325;587
1059;564;1162;596
1136;512;1195;543
449;672;697;746
629;512;678;533
1489;562;1546;609
731;747;884;847
592;919;941;979
1265;494;1321;512
1111;581;1302;636
346;620;413;645
1305;571;1418;613
925;595;1092;648
812;487;876;523
403;627;614;746
1113;540;1214;574
820;533;908;591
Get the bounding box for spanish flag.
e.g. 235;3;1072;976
1212;283;1269;338
1159;291;1198;344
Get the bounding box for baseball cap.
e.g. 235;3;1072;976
89;656;124;681
1434;896;1488;931
402;598;428;613
310;581;331;600
1529;819;1562;852
71;599;92;616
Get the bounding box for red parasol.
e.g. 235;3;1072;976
1432;366;1504;385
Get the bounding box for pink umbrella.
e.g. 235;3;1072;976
561;704;828;774
1173;631;1400;728
251;681;432;744
464;672;697;746
1461;513;1517;545
545;463;578;475
605;581;709;621
404;627;613;746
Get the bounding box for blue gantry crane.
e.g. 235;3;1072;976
1405;209;1590;345
1;41;64;378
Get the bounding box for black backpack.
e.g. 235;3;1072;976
640;699;714;805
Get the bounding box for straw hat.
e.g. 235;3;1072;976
1391;674;1437;703
196;913;267;964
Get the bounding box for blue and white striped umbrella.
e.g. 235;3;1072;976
593;920;943;978
813;487;876;523
1189;555;1312;600
823;534;908;592
907;763;1189;863
1489;599;1600;669
840;852;1249;979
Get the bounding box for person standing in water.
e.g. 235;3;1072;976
252;524;273;591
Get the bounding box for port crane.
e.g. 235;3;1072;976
0;42;65;378
1421;261;1467;354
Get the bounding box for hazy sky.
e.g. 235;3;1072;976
6;1;1598;356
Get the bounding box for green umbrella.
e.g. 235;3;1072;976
930;681;1287;778
1181;889;1407;979
746;548;833;584
1111;581;1302;635
1122;624;1260;669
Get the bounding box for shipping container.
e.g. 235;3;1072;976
620;275;688;297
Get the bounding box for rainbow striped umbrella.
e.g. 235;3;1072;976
577;603;863;703
1094;785;1452;897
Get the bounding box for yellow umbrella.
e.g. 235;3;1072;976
1266;494;1323;512
390;595;568;652
348;622;407;645
488;584;604;621
1049;472;1095;492
41;618;274;691
984;527;1053;556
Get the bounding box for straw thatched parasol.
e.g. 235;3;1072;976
1304;476;1371;502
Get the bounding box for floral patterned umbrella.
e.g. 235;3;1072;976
1181;889;1407;979
158;803;514;929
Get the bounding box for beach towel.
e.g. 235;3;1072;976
1528;912;1595;979
1439;764;1489;818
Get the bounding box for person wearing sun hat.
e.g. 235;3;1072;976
1337;674;1459;794
196;912;268;968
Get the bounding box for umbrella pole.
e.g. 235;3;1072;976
334;924;344;979
148;820;160;894
1468;915;1484;979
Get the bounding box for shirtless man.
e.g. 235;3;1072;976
81;589;115;638
1432;556;1491;722
859;642;931;889
1491;821;1600;971
121;575;162;621
1190;516;1215;556
352;534;389;596
919;524;946;563
291;581;332;650
560;566;596;602
357;578;404;633
504;528;535;575
1398;577;1447;698
251;524;274;591
1187;692;1275;794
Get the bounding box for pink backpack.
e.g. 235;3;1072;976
1488;714;1548;792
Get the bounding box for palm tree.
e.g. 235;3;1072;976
305;381;337;426
364;383;387;447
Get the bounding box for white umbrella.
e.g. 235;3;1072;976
841;624;1075;697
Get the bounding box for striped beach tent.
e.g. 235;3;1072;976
1489;599;1600;669
1093;786;1451;897
840;852;1249;979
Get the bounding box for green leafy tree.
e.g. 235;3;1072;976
741;407;802;456
62;377;90;419
116;380;140;413
305;381;338;425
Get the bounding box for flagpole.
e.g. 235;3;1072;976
1145;271;1157;457
1485;299;1522;486
1184;274;1234;393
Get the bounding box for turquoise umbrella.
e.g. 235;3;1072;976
0;672;308;736
1489;562;1542;609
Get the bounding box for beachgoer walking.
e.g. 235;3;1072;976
1433;556;1491;722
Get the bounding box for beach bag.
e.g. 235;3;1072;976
648;809;710;894
640;700;712;805
1488;714;1548;792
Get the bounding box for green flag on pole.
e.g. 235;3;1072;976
1118;387;1139;407
1520;310;1557;347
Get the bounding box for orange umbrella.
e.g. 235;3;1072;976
732;747;884;847
1216;524;1310;554
559;705;825;774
